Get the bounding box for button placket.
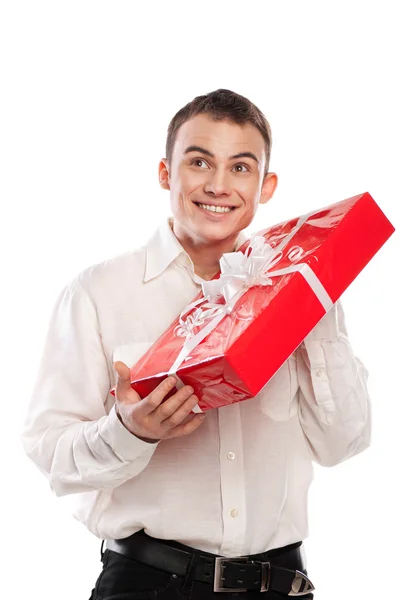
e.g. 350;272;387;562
217;404;247;556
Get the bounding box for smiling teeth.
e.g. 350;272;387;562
198;203;231;213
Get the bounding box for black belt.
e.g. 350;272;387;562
106;530;315;596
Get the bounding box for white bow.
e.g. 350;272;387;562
175;236;288;339
202;236;283;304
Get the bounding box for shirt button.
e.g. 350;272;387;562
230;509;239;518
227;452;235;460
315;368;325;379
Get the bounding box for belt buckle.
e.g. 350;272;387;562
213;557;271;593
254;561;271;592
288;570;315;596
214;556;248;593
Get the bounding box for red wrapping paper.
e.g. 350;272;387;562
116;192;394;412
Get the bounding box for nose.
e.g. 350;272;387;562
204;167;232;198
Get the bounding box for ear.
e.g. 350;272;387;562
159;159;170;190
259;172;278;205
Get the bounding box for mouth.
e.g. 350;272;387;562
194;202;237;215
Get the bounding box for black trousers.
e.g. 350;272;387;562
89;539;314;600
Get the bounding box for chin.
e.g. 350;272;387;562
191;222;239;243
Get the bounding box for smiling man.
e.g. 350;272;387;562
161;112;277;282
21;89;371;600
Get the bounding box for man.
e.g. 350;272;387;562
21;89;371;599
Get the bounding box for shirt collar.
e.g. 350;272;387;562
143;217;249;283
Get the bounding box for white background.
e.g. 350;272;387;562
1;1;400;599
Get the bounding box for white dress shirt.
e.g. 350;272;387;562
21;217;371;557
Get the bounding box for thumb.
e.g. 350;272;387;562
113;361;137;402
114;360;131;382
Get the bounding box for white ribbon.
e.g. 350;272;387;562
168;210;335;409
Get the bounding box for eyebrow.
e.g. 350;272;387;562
184;145;259;163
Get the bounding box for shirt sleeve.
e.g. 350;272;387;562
21;277;159;497
295;299;372;467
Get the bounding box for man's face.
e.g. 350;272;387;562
159;114;278;244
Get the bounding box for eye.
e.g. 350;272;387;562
191;158;209;169
233;163;249;173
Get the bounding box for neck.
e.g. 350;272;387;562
172;221;239;281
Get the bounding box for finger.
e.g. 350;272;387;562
114;361;133;401
167;413;206;439
138;376;179;417
156;385;195;421
161;393;199;428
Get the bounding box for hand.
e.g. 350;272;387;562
113;361;206;443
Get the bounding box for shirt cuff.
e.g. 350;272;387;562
99;404;160;462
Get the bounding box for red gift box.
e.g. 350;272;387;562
114;192;394;412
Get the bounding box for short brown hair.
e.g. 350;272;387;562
166;89;272;174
